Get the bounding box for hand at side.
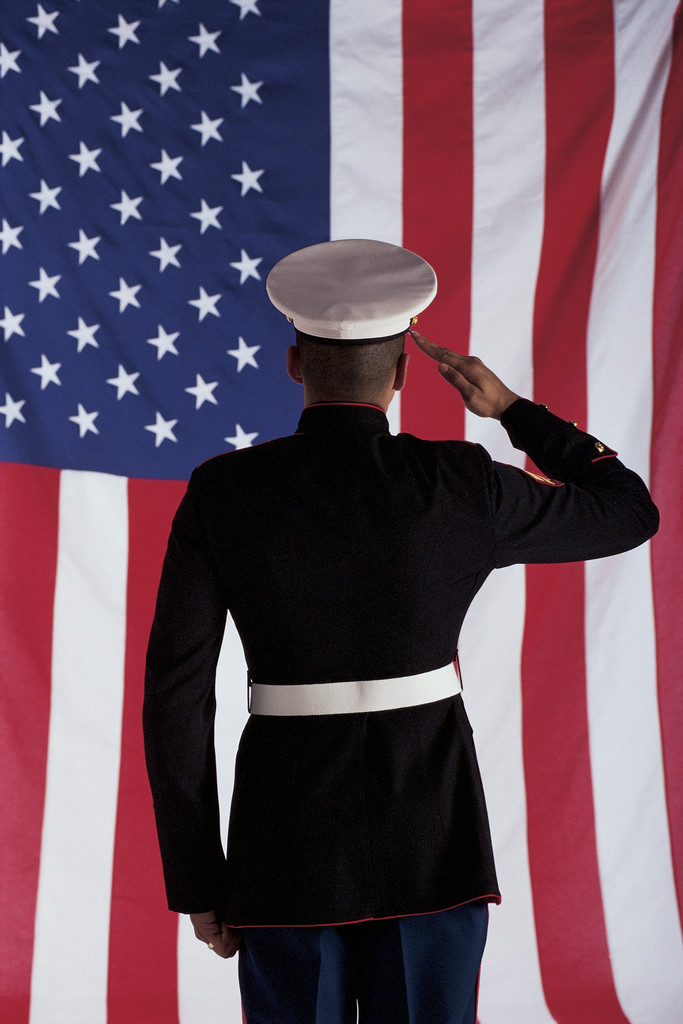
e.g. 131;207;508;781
190;909;241;959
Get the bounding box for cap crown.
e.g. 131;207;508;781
266;239;437;340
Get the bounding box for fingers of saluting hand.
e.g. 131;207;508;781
410;330;519;420
410;330;483;379
410;331;488;407
410;331;465;367
190;911;241;959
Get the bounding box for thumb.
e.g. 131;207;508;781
437;361;477;404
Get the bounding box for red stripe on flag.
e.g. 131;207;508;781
107;478;187;1023
523;2;629;1021
651;0;683;931
401;0;473;441
0;463;60;1024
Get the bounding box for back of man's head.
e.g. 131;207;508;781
295;330;406;404
267;239;436;405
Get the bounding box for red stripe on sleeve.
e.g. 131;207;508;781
107;478;186;1024
0;463;60;1024
651;0;683;931
401;0;473;441
523;2;630;1020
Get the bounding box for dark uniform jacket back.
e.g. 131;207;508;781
144;399;658;926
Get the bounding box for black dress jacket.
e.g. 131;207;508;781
143;399;658;925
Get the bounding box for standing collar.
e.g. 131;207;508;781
296;402;390;435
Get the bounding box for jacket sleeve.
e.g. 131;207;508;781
143;469;229;914
490;399;659;567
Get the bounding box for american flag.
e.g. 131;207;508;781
1;1;681;1022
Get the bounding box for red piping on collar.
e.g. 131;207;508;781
304;401;386;412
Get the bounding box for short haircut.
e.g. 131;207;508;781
295;330;406;402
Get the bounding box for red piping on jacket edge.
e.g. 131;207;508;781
225;893;501;930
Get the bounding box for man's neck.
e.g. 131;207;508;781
302;387;394;412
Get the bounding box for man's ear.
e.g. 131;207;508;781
286;345;303;384
392;351;409;392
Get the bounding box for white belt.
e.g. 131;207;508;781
248;663;461;716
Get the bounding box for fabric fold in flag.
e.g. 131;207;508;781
1;1;681;1022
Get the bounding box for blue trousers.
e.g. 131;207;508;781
238;901;488;1024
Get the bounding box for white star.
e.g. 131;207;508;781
230;249;263;284
0;219;23;254
0;393;26;428
0;131;24;167
108;14;141;49
188;287;221;321
150;149;183;184
189;23;221;57
0;307;25;342
185;374;219;409
31;354;61;389
145;412;178;447
29;266;60;302
0;43;22;78
110;190;143;225
190;110;224;146
231;72;263;108
190;198;223;234
147;324;179;360
149;61;182;96
69;403;99;438
107;364;140;399
109;278;142;313
231;161;264;196
27;4;59;39
111;101;144;137
158;0;180;7
68;229;101;264
231;0;261;19
29;90;62;126
184;374;219;409
149;237;182;272
68;53;100;88
29;179;61;214
67;317;100;352
69;141;102;176
228;336;260;371
225;424;258;449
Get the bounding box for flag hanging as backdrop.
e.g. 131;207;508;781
1;1;681;1022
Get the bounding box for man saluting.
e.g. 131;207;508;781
144;239;658;1023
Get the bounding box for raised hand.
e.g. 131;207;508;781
411;331;519;420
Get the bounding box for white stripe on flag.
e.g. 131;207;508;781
177;615;248;1024
329;0;403;247
585;2;683;1018
467;0;543;463
29;472;128;1024
465;3;553;1022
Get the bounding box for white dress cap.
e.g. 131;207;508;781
266;238;437;341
